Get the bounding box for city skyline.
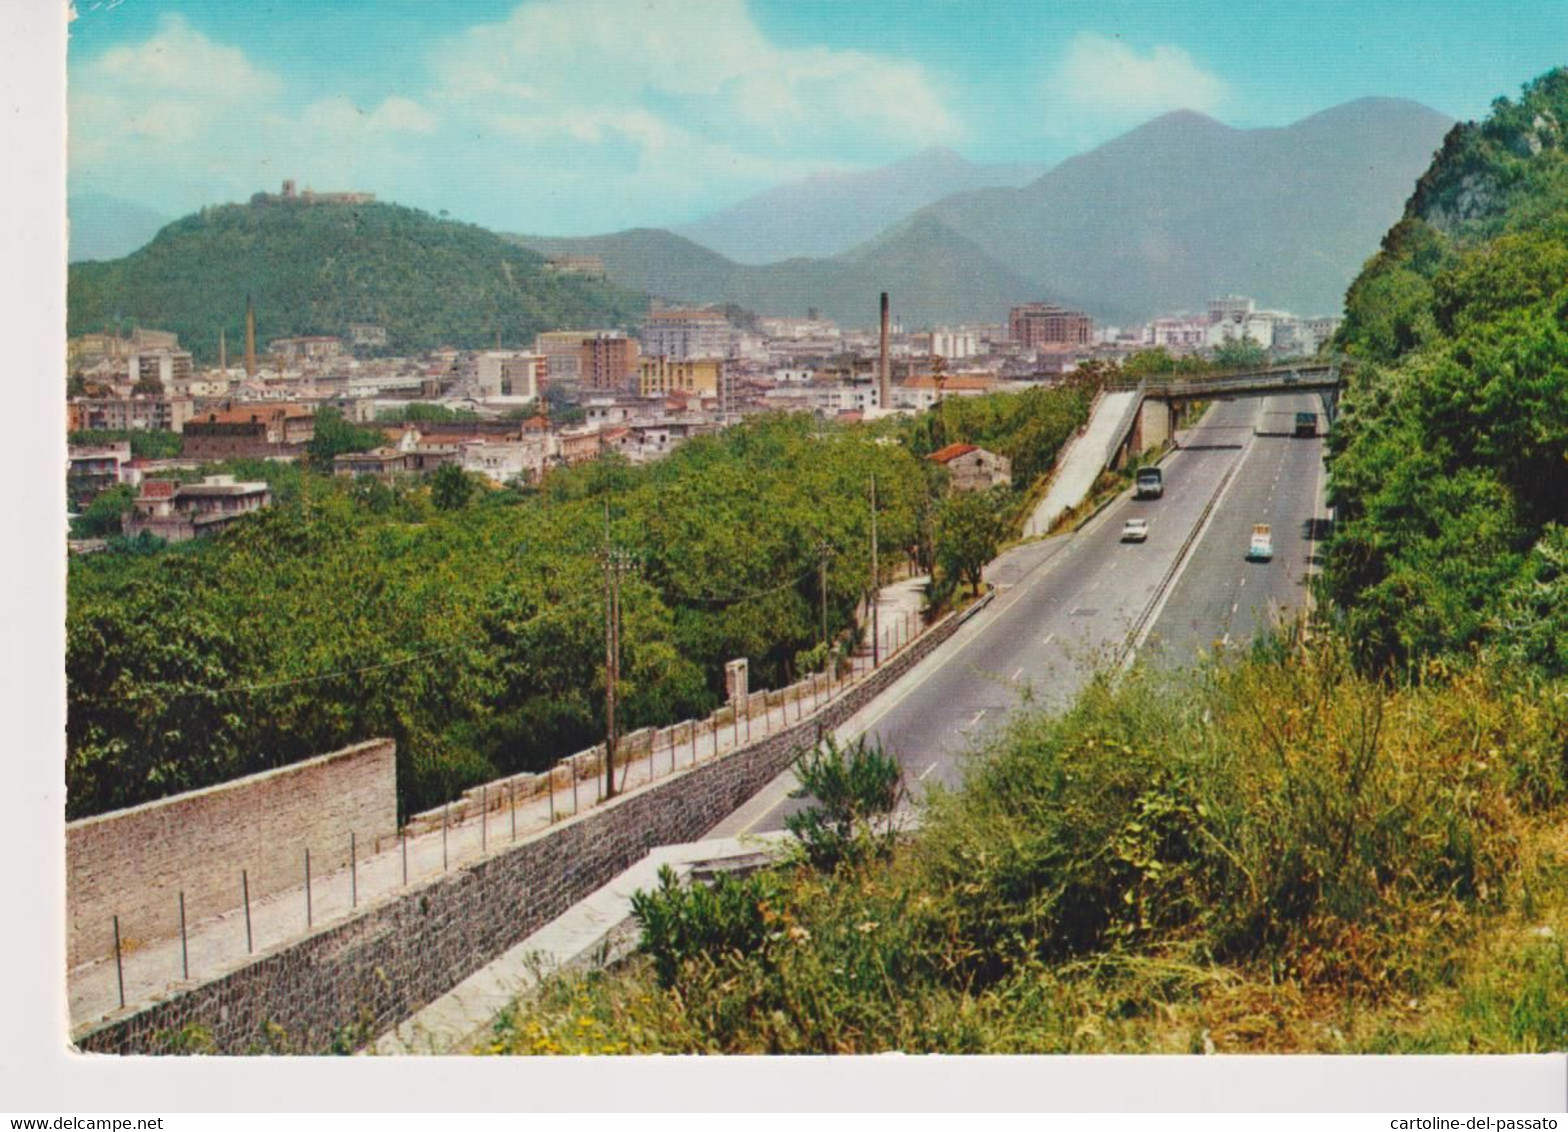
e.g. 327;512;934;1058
68;0;1568;236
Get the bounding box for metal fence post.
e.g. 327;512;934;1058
305;848;313;928
178;891;188;980
112;914;125;1009
242;869;253;954
350;832;358;909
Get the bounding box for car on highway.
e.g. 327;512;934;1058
1294;411;1318;437
1121;518;1149;542
1248;523;1274;561
1135;467;1164;499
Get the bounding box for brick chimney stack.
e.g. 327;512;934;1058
878;291;890;411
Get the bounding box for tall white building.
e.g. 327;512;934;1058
475;352;545;400
641;309;731;360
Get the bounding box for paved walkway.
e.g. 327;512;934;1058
68;581;935;1033
372;832;793;1055
1025;389;1141;536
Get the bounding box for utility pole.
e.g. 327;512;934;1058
870;474;880;667
600;502;634;800
816;539;835;655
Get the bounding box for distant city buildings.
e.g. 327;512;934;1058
474;351;545;401
638;356;722;398
641;308;731;360
580;332;640;391
1010;303;1094;349
123;475;272;542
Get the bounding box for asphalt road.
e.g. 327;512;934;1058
1140;392;1330;669
712;395;1330;836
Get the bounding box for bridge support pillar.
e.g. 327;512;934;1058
1136;397;1173;452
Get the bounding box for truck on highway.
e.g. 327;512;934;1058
1294;412;1318;438
1135;467;1164;499
1248;523;1274;561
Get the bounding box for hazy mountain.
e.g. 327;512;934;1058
69;192;171;263
69;199;647;363
517;218;1036;328
916;97;1455;322
520;99;1452;328
676;147;1044;264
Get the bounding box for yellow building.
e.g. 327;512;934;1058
638;355;722;398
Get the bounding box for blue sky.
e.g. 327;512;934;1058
68;0;1568;235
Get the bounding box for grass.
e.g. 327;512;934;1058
481;636;1568;1055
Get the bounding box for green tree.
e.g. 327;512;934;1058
936;490;1005;597
430;464;476;511
305;407;385;473
71;483;137;538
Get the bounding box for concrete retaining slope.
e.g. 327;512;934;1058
1025;388;1141;536
74;602;976;1055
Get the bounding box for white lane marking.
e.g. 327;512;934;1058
1221;632;1231;647
1089;580;1100;592
1012;667;1025;681
1041;632;1055;645
1239;576;1247;587
967;709;986;727
918;762;938;781
1231;602;1239;615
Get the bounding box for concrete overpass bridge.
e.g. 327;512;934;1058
1105;363;1343;464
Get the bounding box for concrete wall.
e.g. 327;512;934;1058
74;599;985;1054
67;739;397;969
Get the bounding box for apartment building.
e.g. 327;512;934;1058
1010;303;1094;348
641;308;730;360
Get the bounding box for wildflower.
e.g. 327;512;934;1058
856;921;879;934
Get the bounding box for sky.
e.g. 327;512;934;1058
67;0;1568;236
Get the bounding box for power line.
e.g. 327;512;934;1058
677;562;819;607
147;641;475;699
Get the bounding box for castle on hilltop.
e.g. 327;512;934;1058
251;179;375;207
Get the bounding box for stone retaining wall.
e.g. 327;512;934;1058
75;597;988;1054
67;740;397;969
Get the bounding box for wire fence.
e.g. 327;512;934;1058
68;606;932;1029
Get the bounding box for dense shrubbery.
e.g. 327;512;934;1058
68;387;1084;821
488;640;1568;1054
69;429;184;459
1328;69;1568;673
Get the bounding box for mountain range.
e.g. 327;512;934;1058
518;98;1454;327
674;147;1044;264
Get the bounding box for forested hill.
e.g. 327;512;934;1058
1326;68;1568;673
67;199;648;363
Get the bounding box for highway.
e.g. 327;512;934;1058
711;394;1329;836
1140;392;1329;668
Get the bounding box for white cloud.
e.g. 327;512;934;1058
1046;33;1229;135
68;1;963;234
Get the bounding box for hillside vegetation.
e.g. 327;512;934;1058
482;72;1568;1057
1328;69;1568;672
67;389;1087;820
489;641;1568;1054
67;199;647;363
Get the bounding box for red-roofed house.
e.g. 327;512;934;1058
930;443;1011;492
